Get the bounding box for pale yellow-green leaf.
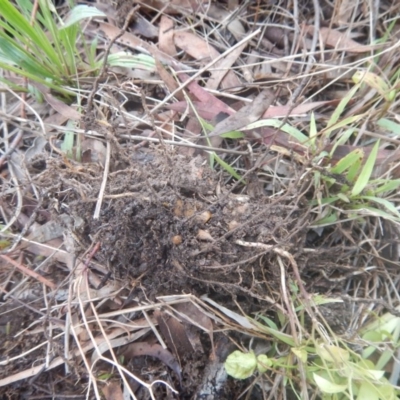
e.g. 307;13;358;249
309;112;317;149
357;381;380;400
291;347;308;363
256;354;272;373
316;343;350;363
337;193;350;203
313;373;347;394
224;351;257;379
352;71;395;102
351;140;380;196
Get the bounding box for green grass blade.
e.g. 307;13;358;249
330;149;363;175
377;118;400;136
243;119;309;144
62;5;107;28
351;141;380;197
359;196;400;218
327;83;360;129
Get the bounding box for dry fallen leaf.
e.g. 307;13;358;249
306;26;380;53
159;15;176;56
174;31;241;90
207;89;275;137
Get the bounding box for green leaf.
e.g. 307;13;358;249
351;141;380;197
352;70;396;102
316;344;350;363
329;128;356;157
225;351;257;379
313;373;347;394
337;193;350;203
322;114;364;137
309;112;317;149
291;347;308;363
346;157;362;183
359;196;400;217
62;5;107;29
221;130;245;139
377;118;400;136
351;205;400;222
372;179;400;194
242;119;309;144
327;84;360;128
357;381;380;400
213;153;243;181
330;149;363;174
311;212;338;227
257;354;272;373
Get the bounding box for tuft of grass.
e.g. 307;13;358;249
0;0;107;97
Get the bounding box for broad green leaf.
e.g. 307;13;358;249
242;119;309;144
291;347;308;363
316;344;350;363
313;373;347;394
225;351;257;379
351;140;380;196
357;381;380;400
330;149;363;174
257;354;272;373
327;84;360;128
62;5;107;29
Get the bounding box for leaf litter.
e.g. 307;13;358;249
1;0;400;399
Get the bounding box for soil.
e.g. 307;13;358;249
0;144;362;399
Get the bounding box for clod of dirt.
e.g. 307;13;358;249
42;147;306;304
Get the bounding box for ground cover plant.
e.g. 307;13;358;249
0;0;400;399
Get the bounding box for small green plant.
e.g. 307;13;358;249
0;0;108;97
242;72;400;227
224;294;400;399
